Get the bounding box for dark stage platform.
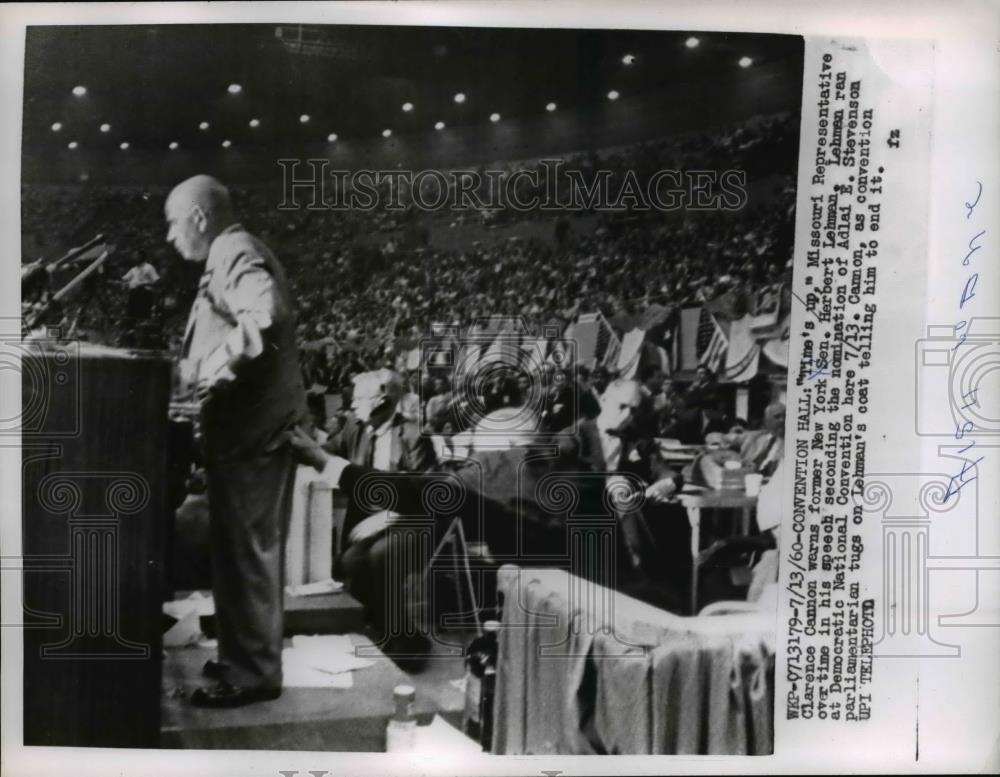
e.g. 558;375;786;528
160;635;467;750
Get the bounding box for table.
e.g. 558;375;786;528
675;489;758;614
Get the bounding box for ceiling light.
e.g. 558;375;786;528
382;128;392;138
227;83;242;94
686;36;700;48
199;121;210;130
72;85;87;97
51;122;62;132
299;114;310;124
169;141;179;150
222;139;232;148
119;141;130;150
621;53;636;65
327;133;338;142
739;56;753;68
489;112;501;122
402;102;414;112
99;123;110;133
607;90;620;101
67;141;78;150
545;102;557;112
249;118;260;128
434;121;445;130
453;92;466;104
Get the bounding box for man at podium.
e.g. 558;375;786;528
167;175;307;708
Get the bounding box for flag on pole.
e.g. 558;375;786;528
697;306;729;375
723;314;760;383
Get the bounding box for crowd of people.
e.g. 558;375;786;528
22;111;797;701
292;112;798;384
21;112;797;391
289;355;786;653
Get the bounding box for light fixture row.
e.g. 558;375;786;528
61;42;756;111
58;45;760;149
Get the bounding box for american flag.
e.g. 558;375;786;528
696;306;729;375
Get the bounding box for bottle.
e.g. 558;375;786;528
479;661;497;753
462;620;500;747
385;684;417;753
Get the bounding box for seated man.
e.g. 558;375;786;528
325;368;436;472
736;401;785;477
322;369;436;632
289;422;645;666
662;391;731;445
596;377;677;487
593;379;689;603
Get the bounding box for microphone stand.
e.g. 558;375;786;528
24;248;112;335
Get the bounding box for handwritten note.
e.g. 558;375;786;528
944;181;987;501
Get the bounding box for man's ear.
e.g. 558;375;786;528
192;205;208;233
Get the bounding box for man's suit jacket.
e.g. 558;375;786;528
335;446;620;565
181;224;307;461
326;411;436;473
662;408;730;446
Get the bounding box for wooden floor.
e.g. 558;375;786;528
160;632;468;751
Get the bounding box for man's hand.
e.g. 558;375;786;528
605;475;643;513
194;365;236;406
194;379;214;405
287;424;328;471
644;476;678;503
174;358;199;403
348;510;402;544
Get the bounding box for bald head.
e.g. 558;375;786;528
167;174;233;215
164;175;236;262
351;369;405;425
763;401;786;437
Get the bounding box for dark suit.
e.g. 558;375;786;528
181;223;306;690
335;444;641;648
327;410;436;473
662;408;730;446
325;409;436;545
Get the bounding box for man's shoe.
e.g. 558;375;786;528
202;659;229;680
190;681;282;708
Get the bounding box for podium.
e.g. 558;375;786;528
21;341;171;747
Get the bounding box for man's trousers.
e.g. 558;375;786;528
206;445;296;689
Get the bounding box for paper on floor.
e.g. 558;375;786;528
285;578;344;597
281;649;355;689
163;610;202;648
280;635;376;687
412;715;482;754
290;634;356;654
162;590;215;620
